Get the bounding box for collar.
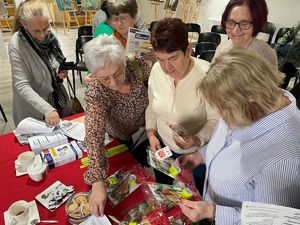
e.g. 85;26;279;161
229;90;298;142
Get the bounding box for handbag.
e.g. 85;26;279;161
67;77;85;115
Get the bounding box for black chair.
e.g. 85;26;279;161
194;42;217;58
149;21;157;32
0;104;7;122
73;35;93;85
211;24;226;34
186;23;201;47
78;25;93;37
198;32;221;46
261;22;276;45
274;27;291;43
199;50;216;62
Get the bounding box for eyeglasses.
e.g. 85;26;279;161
96;64;125;85
225;21;252;30
111;15;131;25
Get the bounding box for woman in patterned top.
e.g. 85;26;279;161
83;35;151;217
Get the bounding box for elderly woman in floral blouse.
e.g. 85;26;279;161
83;35;150;217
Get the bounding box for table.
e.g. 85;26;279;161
0;113;154;224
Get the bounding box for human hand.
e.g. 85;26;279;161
176;152;204;170
178;199;215;222
172;133;201;149
45;111;60;126
147;129;161;151
90;181;107;217
142;49;157;65
57;70;68;79
84;74;92;85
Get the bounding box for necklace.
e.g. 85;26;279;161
174;57;193;86
246;37;254;49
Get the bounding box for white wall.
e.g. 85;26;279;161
197;0;300;32
141;0;300;33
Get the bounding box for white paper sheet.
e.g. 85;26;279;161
15;117;55;135
58;120;86;141
241;201;300;225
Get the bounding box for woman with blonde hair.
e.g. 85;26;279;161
9;0;71;126
177;48;300;224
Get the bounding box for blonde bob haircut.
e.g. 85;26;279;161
199;47;283;128
83;34;126;73
14;0;49;32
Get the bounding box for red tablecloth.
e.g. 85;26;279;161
0;114;154;224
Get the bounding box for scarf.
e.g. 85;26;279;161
19;27;67;109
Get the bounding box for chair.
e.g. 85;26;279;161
78;25;93;38
186;23;201;47
0;0;11;32
211;25;226;34
198;32;221;46
149;21;157;32
199;50;216;62
194;42;217;58
74;35;93;84
261;22;276;45
274;27;291;43
0;103;7;122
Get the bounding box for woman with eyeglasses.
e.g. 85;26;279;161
83;35;151;217
213;0;277;67
8;0;71;126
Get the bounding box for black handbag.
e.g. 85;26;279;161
67;76;84;115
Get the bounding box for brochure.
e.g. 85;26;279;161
126;27;151;54
28;133;68;154
58;120;85;142
241;201;300;225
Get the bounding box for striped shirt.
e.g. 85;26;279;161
200;90;300;225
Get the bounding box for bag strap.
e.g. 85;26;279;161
127;52;146;86
67;76;75;98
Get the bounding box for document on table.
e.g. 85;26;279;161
28;133;68;154
15;117;55;134
58;120;85;142
79;215;112;225
241;201;300;225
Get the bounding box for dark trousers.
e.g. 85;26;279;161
280;62;298;89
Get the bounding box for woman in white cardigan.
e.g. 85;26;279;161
9;0;71;126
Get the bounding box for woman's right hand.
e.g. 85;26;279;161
176;152;204;170
147;129;161;151
90;181;107;217
45;111;60;126
84;74;92;85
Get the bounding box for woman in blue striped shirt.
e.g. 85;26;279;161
177;48;300;224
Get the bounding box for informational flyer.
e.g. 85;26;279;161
126;27;152;54
241;201;300;225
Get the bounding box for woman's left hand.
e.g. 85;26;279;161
178;199;215;222
172;133;201;149
57;70;68;79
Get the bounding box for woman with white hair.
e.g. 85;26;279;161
83;35;151;217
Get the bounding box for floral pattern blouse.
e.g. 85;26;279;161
83;57;150;185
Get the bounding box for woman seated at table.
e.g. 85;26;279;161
177;48;300;224
9;0;71;126
83;35;151;217
213;0;277;67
